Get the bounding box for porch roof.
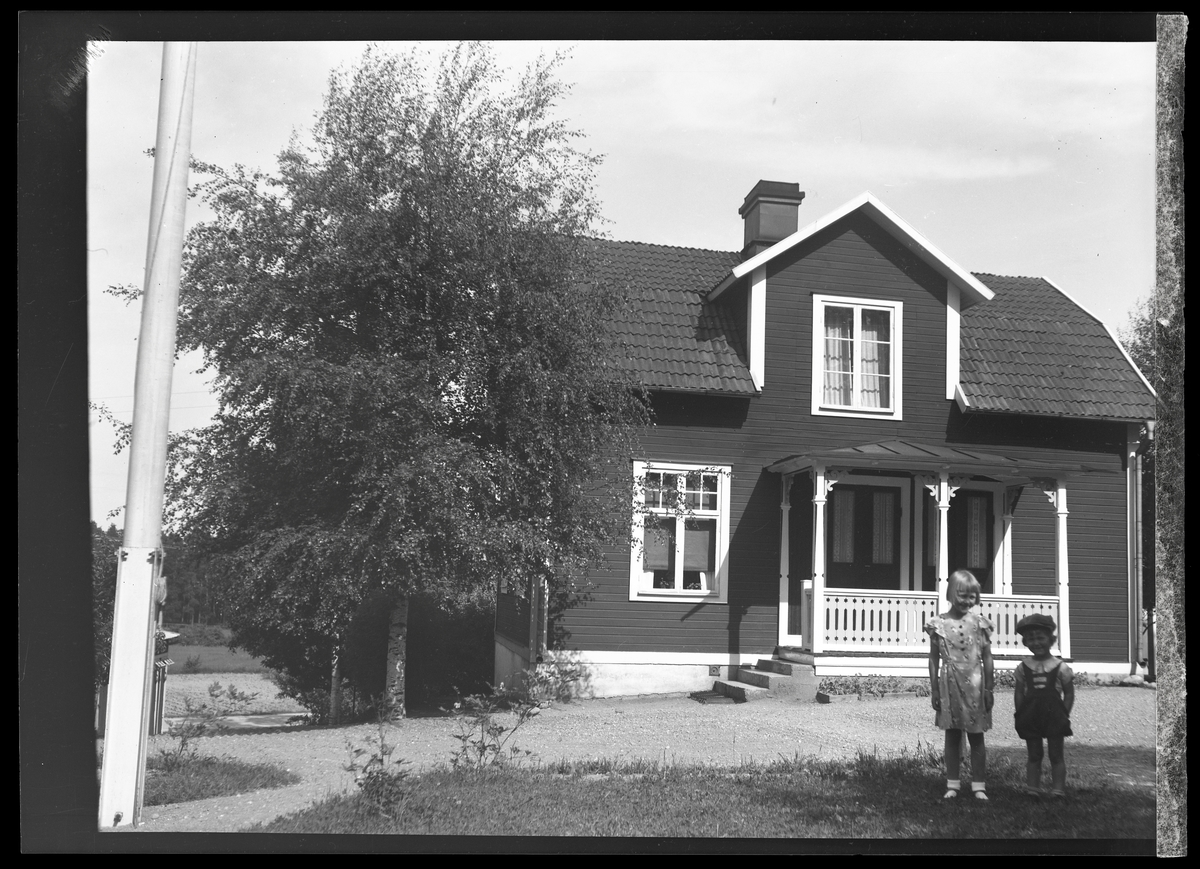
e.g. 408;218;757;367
765;439;1108;478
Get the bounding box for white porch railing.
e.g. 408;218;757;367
813;590;1060;655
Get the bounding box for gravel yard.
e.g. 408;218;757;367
109;682;1155;835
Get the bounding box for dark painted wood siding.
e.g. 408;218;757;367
552;212;1132;662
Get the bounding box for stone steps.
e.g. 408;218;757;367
711;652;819;703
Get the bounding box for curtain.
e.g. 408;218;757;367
683;519;716;571
643;517;674;571
872;490;896;563
966;494;986;568
832;489;856;563
824;306;853;405
860;309;891;409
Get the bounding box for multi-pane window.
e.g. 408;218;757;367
632;462;730;601
812;295;903;419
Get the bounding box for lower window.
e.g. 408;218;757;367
631;461;731;602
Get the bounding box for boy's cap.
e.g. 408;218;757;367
1015;613;1057;635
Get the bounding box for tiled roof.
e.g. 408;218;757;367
589;239;1156;419
585;238;757;395
961;274;1156;421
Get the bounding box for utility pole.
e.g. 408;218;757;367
98;42;197;829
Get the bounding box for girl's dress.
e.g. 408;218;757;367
925;610;993;733
1014;657;1073;739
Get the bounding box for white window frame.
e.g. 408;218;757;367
811;294;904;420
630;460;731;603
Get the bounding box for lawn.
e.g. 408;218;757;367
167;644;270;674
143;754;301;806
250;746;1155;839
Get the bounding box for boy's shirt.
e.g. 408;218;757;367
1016;656;1073;694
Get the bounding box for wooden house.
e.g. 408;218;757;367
494;181;1157;698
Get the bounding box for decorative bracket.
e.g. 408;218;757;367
1033;477;1058;507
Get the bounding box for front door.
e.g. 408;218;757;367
826;483;902;589
922;487;995;593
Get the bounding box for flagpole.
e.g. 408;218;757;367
98;41;197;829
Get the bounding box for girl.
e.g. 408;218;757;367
926;569;994;800
1013;613;1074;799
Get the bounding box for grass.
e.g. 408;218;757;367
169;644;270;674
141;753;301;806
249;744;1154;838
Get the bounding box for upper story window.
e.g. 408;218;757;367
630;461;731;603
811;294;904;420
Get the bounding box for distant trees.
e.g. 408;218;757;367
166;44;647;720
1121;282;1184;628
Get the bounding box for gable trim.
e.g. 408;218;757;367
749;265;766;390
708;192;996;308
946;281;960;401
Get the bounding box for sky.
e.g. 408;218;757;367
87;38;1157;526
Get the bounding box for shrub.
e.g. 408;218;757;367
345;705;412;819
817;675;930;697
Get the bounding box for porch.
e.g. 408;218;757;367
768;440;1093;660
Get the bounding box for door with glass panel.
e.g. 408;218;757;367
826;484;902;589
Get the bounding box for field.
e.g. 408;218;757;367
167;644;269;674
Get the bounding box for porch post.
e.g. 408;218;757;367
811;465;829;654
778;473;792;646
1001;487;1023;596
1042;480;1071;658
937;471;951;603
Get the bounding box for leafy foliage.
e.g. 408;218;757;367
91;521;122;688
445;681;543;770
166;43;647;706
345;707;413;818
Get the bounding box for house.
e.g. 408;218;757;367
494;181;1157;698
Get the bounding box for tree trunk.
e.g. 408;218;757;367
330;642;342;726
384;593;408;720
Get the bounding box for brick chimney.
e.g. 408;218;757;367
739;180;805;259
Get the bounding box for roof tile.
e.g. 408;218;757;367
961;274;1156;420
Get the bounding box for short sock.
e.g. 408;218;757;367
946;779;961;791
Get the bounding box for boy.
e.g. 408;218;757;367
1013;613;1074;798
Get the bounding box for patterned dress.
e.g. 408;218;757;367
925;611;994;733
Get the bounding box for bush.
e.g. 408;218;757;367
817;675;930;697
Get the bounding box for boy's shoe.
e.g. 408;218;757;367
1047;790;1067;801
942;788;960;799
